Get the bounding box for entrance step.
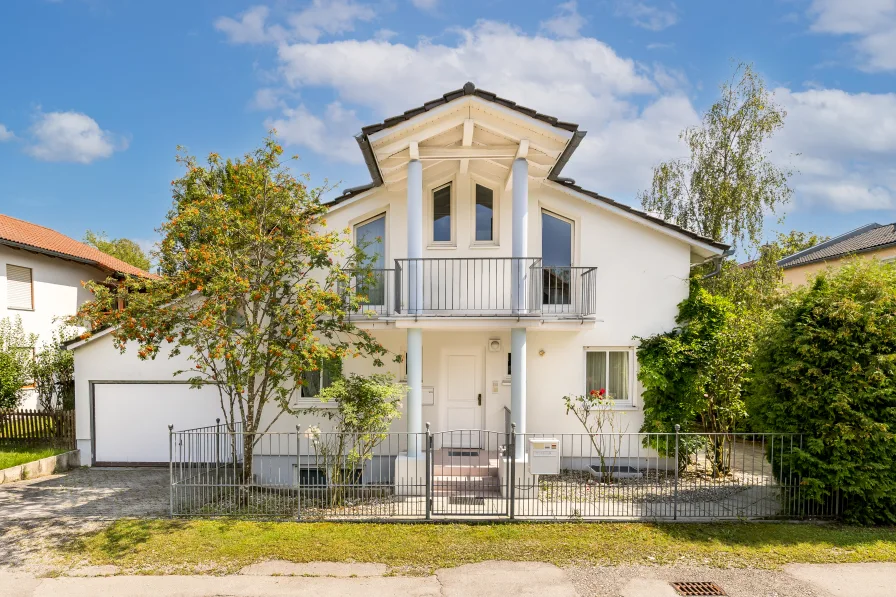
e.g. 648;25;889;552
432;465;499;477
433;475;500;489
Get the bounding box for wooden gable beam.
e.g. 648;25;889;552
505;139;529;191
459;119;474;174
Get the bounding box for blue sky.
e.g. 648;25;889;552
1;0;894;254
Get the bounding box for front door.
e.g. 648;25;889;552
443;351;483;448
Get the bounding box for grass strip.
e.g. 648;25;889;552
69;520;896;575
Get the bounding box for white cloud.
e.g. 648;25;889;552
251;87;286;110
771;87;896;211
374;28;397;41
216;1;376;45
26;111;126;164
215;5;281;44
266;102;364;163
276;20;656;123
540;1;586;39
219;14;896;214
0;124;14;141
411;0;439;10
615;1;678;31
808;0;896;71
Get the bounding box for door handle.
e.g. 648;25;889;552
478;393;482;406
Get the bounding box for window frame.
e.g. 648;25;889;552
469;176;499;247
293;359;340;408
583;347;636;408
425;176;456;247
6;264;34;311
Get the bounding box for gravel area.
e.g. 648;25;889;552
0;467;169;572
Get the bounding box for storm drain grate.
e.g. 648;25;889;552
449;497;485;505
671;581;727;596
447;451;479;457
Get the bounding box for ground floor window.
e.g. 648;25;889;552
295;357;341;406
585;348;633;404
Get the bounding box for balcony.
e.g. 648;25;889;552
344;257;597;319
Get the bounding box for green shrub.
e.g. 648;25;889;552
749;259;896;524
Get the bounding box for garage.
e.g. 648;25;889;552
92;382;222;466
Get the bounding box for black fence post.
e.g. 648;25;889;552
509;423;516;520
673;424;680;521
425;422;432;521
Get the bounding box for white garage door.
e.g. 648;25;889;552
94;383;222;465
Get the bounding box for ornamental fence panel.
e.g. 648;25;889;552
169;423;841;521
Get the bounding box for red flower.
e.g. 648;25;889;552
589;389;598;396
598;388;606;396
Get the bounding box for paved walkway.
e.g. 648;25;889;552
0;561;894;596
0;467;169;521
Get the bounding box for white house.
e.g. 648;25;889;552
68;83;728;471
0;214;151;409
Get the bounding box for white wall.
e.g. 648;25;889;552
2;246;106;409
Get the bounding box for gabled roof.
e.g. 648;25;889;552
548;180;730;251
359;82;580;137
778;222;896;269
328;83;729;255
0;213;153;278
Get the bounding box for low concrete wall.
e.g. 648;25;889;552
0;449;80;484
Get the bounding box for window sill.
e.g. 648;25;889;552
293;400;339;409
426;244;457;250
7;307;34;312
468;243;500;249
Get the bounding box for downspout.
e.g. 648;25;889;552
699;248;736;279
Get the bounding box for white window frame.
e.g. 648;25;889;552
426;177;456;247
469;176;499;247
6;264;34;311
583;347;636;408
293;360;340;408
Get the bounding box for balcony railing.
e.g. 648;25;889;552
340;268;395;318
342;258;597;319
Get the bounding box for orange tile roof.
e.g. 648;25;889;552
0;213;154;277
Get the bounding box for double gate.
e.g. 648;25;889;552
427;429;513;517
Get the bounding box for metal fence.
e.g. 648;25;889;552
170;423;840;521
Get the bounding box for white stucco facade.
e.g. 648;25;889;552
68;87;726;467
1;245;109;409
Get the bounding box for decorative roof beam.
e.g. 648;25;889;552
459;119;474;174
505;140;529;191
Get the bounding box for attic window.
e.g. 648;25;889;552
432;183;453;244
6;265;33;310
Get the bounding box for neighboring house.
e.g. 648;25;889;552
67;83;728;468
779;222;896;286
0;214;151;408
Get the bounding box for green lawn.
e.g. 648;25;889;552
67;520;896;575
0;445;67;469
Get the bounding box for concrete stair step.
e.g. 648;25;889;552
432;466;499;477
433;476;500;487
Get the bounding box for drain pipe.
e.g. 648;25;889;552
699;248;736;279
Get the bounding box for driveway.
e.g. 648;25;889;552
0;467;169;570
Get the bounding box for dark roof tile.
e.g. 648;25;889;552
778;223;896;268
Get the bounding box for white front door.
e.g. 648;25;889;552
444;351;483;448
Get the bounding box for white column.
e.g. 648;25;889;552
406;158;424;453
511;327;527;460
511;157;529;312
407;159;423;314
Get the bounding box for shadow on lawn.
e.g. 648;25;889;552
652;521;896;550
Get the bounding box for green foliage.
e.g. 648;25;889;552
639;62;792;247
304;373;404;506
84;230;152;272
637;282;756;473
32;326;77;411
0;317;37;410
749;259;896;524
563;389;631;482
74;137;396;479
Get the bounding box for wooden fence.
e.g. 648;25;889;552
0;409;76;449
